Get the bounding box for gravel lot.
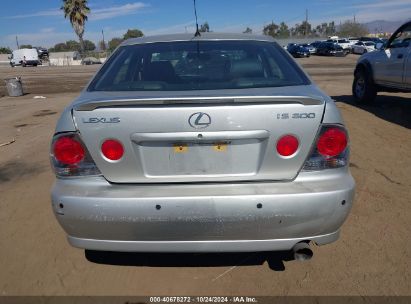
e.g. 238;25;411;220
0;55;410;296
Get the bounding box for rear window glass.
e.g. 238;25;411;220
88;40;309;92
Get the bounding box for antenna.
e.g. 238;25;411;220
193;0;201;37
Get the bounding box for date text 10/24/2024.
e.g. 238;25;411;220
148;296;258;303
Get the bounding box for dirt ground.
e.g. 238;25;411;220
0;55;410;296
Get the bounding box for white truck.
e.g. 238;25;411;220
326;38;351;54
9;49;40;67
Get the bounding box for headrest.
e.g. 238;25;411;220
144;61;176;82
230;59;264;78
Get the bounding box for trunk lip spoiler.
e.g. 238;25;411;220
131;130;269;143
74;96;324;111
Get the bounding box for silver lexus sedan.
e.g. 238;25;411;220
50;33;355;259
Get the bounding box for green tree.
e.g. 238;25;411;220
20;44;32;49
277;22;289;38
263;22;279;37
199;22;210;32
337;21;368;37
291;21;312;37
61;0;90;53
108;37;123;52
123;29;144;40
83;39;96;51
0;47;12;54
66;40;81;51
243;27;252;34
52;42;68;52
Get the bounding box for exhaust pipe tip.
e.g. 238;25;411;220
292;242;313;261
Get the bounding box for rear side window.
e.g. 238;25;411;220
88;40;309;91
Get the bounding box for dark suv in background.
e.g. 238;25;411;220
287;44;311;58
316;42;346;56
35;47;49;60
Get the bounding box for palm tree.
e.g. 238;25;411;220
61;0;90;53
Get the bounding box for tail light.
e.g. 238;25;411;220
50;132;101;177
317;127;347;157
303;125;349;171
277;135;299;157
53;136;85;165
101;139;124;161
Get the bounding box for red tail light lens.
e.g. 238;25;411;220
51;132;101;177
317;127;347;157
277;135;299;157
53;136;85;165
101;139;124;161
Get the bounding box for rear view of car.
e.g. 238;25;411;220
35;47;49;60
317;42;346;56
337;39;351;52
50;33;354;259
301;43;316;54
351;41;376;54
287;44;311;58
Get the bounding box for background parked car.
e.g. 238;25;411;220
316;42;346;56
310;41;323;53
300;43;316;54
351;41;376;54
287;44;311;58
353;20;411;103
359;37;384;44
81;57;102;65
337;39;352;52
34;47;49;60
326;38;338;44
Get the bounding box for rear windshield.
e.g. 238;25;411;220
88;40;309;92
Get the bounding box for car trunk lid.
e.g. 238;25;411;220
73;94;325;183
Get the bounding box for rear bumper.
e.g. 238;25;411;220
51;169;355;252
12;60;40;66
22;60;40;65
68;231;339;252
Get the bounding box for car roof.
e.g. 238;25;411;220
121;32;275;46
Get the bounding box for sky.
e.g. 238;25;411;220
0;0;411;48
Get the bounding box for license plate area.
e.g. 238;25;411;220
137;139;264;178
173;141;230;153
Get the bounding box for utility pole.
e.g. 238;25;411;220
305;9;308;37
15;36;19;49
101;29;105;50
